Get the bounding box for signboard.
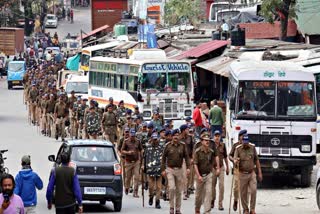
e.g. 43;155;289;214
142;63;190;73
263;71;286;78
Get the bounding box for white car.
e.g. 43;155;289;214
45;14;58;28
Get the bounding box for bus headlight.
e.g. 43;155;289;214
301;145;311;152
184;110;192;116
143;111;151;118
272;161;279;169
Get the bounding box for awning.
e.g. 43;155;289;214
77;24;109;40
196;56;235;77
175;40;228;60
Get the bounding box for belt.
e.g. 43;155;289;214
201;173;209;177
126;160;137;163
168;166;181;170
240;170;253;174
57;116;64;119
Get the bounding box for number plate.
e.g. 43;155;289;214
12;81;20;84
84;187;106;195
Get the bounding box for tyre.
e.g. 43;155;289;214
7;82;11;90
301;167;312;187
99;200;106;205
317;184;320;210
113;199;122;212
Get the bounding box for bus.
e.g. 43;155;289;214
80;41;122;72
226;60;317;187
88;49;194;126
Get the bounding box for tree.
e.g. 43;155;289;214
0;0;22;27
260;0;296;41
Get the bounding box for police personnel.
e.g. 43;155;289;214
143;132;163;209
54;96;67;141
228;129;247;211
161;129;190;214
234;134;263;214
101;104;118;144
85;106;101;139
76;98;88;139
45;94;56;137
211;130;229;210
28;83;39;125
121;129;143;197
194;132;220;214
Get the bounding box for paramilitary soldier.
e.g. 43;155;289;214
143;132;163;209
101;104;118;144
193;132;220;214
76;98;88;139
234;134;263;214
121;129;143;198
85;106;101;139
161;129;190;214
228;129;247;211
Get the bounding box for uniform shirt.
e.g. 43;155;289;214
229;142;241;158
0;193;24;214
182;135;194;159
85;111;101;133
214;142;227;168
121;138;143;162
29;89;38;102
194;145;218;175
234;144;258;173
161;141;191;171
54;102;66;117
102;111;117;127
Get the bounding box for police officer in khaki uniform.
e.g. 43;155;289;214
194;132;220;214
54;96;67;141
121;129;143;197
228;129;247;211
28;83;38;125
211;130;229;210
101;104;118;144
45;94;56;137
118;127;130;188
161;129;190;214
234;134;263;214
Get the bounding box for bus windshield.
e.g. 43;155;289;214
140;63;191;93
277;82;315;117
81;54;90;66
8;63;24;72
66;82;88;94
237;81;316;118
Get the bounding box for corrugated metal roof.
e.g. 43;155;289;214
175;40;228;60
196;56;234;77
77;24;109;40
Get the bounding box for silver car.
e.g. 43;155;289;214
45;14;58;28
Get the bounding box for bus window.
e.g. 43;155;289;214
81;54;90;66
315;73;320;114
128;76;138;91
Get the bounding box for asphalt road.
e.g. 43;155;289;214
0;7;320;214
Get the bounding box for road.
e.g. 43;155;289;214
0;7;320;214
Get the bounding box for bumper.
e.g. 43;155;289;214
79;177;123;201
259;156;316;173
8;80;23;86
46;23;57;27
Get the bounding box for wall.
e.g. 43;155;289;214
238;20;297;39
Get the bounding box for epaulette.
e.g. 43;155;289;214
179;141;186;145
195;147;202;153
249;143;255;146
235;144;243;149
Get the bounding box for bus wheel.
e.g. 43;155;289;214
301;166;312;187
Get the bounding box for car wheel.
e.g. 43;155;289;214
7;82;11;90
301;167;312;187
317;184;320;210
113;199;122;212
99;200;106;205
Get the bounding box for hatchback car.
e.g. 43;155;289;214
48;140;123;212
45;14;58;28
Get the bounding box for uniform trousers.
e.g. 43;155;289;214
212;166;225;207
125;160;140;191
166;167;183;209
55;117;65;138
195;172;212;214
148;175;162;200
233;168;240;202
239;171;257;212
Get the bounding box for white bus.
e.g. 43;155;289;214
226;60;317;187
88;49;194;126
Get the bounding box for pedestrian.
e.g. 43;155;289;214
228;129;247;211
161;129;190;214
70;9;74;23
0;174;25;214
211;130;229;210
102;104;118;144
121;128;143;197
194;132;220;214
143;132;163;209
14;155;43;213
192;102;203;137
151;110;163;131
209;100;224;137
234;134;263;214
46;152;83;214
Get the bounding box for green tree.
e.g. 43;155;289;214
0;0;22;27
260;0;296;40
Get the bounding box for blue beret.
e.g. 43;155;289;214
130;128;136;136
180;124;188;132
166;119;172;124
213;130;221;135
172;129;180;135
239;129;247;136
152;133;158;139
200;128;209;134
127;109;132;114
142;122;148;127
147;122;154;128
159;128;165;133
165;130;172;136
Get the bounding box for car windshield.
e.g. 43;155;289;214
140;63;191;93
237;81;275;117
8;63;24;72
71;146;116;162
277;82;315;117
47;16;55;20
70;42;79;49
66;82;88;94
81;54;90;66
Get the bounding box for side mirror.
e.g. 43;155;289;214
48;155;55;162
229;97;235;110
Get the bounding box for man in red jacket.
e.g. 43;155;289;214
192;102;203;137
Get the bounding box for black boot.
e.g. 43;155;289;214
149;196;153;206
145;181;148;190
155;199;161;209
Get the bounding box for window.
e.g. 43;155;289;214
127;76;138;91
71;146;116;162
81;54;90;67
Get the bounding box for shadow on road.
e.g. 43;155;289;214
258;174;308;189
83;203;115;213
